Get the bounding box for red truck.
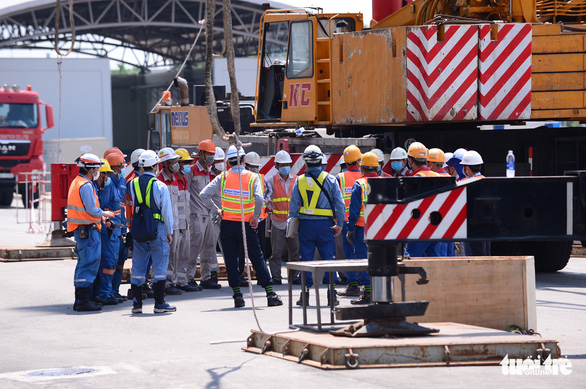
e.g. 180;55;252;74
0;84;53;207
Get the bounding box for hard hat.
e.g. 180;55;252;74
427;148;446;163
407;142;428;159
453;148;467;161
343;145;362;163
76;153;102;168
321;154;327;165
461;150;484;166
175;148;194;162
444;152;453;167
303;145;323;163
105;152;125;167
390;147;407;160
214;146;225;161
275;150;292;164
158;147;179;162
198;139;216;154
130;148;146;165
226;145;245;160
370;148;384;163
361;152;379;167
139;150;159;167
245;151;262;167
103;147;126;158
99;158;113;173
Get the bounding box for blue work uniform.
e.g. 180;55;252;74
111;172;130;294
289;166;345;288
129;172;174;286
346;179;372;286
94;178;122;299
73;174;104;288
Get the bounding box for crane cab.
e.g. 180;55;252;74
254;10;363;127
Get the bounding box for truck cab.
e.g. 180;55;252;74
0;85;53;207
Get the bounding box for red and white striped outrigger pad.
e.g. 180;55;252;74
365;185;468;241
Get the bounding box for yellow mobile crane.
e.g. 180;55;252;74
248;0;586;272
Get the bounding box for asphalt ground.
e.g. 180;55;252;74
0;199;585;388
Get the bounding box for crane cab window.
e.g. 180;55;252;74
286;21;313;79
257;21;289;120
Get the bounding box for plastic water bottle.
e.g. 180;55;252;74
506;150;515;177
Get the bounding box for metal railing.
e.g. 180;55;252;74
16;170;52;234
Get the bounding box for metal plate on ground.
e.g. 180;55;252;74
243;322;560;369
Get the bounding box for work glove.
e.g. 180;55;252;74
346;230;355;245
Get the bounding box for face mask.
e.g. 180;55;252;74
171;162;180;173
120;165;127;178
104;176;111;187
248;166;259;173
205;156;215;166
182;165;191;175
392;161;403;172
377;165;382;173
92;170;99;181
279;166;291;176
214;162;224;172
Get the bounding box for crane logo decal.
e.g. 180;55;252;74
289;83;311;107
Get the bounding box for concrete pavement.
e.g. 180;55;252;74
0;204;584;388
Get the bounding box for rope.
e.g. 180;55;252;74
54;0;76;57
233;133;264;333
57;57;63;163
148;22;205;114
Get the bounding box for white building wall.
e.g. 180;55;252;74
0;58;113;144
213;57;258;98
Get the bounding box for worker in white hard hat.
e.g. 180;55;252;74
185;139;222;290
200;145;283;308
68;153;116;312
264;150;300;284
128;150;176;314
460;150;490;256
370;148;392;177
289;145;345;306
389;147;410;177
156;147;195;294
446;148;468;180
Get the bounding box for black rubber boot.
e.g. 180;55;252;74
73;287;102;312
131;284;143;314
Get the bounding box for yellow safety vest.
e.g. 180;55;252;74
298;171;334;217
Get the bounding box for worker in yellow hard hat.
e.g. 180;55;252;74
427;148;450;176
337;144;363;298
345;152;381;304
94;157;125;306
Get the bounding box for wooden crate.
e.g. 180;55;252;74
395;256;536;331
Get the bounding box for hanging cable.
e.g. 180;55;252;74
148;22;206;114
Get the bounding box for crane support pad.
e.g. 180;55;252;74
243;323;560;369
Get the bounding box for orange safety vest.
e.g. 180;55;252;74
271;173;297;222
220;170;258;222
412;167;440;177
67;175;102;232
355;178;369;227
258;173;268;220
338;169;362;221
125;171;137;228
436;168;450;177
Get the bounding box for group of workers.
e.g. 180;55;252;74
67;138;487;313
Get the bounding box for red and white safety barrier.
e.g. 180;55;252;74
365;186;467;240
